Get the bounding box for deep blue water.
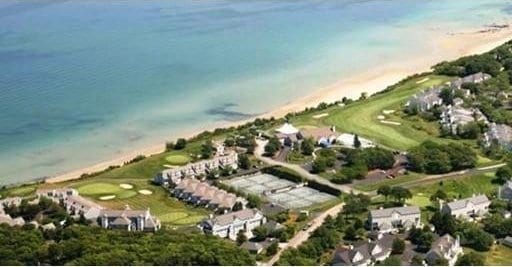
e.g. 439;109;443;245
1;0;511;184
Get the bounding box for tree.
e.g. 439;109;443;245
391;238;405;255
343;225;357;241
377;185;392;202
301;138;315;156
264;137;281;156
430;189;448;203
390;187;412;204
439;87;455;105
378;256;402;266
174;138;187;150
246;194;262;208
311;157;328;173
456;252;485;266
236;230;247;245
496;165;512;184
252;226;268;242
232;202;243;211
430;211;457;236
201;140;215;159
353;134;361;148
238;153;251;170
266;241;278;256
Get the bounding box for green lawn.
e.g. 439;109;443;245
0;184;38;198
353;172;423;192
312;75;453;150
484;245;512;266
165;153;191;166
409;172;498;201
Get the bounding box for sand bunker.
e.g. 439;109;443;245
119;183;133;189
99;195;116;200
382;109;395;115
377;115;386;120
138;189;153;195
380;120;401;125
312;113;329;119
416;77;430;84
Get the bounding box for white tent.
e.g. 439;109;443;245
275;123;299;135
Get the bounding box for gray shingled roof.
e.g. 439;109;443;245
207;209;260;226
370;206;420;218
445;194;489;211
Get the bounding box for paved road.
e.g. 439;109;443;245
264;202;345;266
255;139;362;195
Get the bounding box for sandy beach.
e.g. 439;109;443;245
45;23;512;184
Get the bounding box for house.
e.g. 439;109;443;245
503;236;512;248
336;133;374;149
332;233;395;266
154;151;238;185
441;194;490;220
483;123;512;150
406;87;443;112
171;178;241;211
440;105;487;134
425;234;463;266
499;180;512;201
275;123;300;147
200;209;266;240
451;72;491;90
299;126;338;147
240;238;275;254
99;206;161;232
368;206;421;233
452;97;464;106
38;188;104;220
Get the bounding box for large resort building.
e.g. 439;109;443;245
154;151;238;186
200;208;266;240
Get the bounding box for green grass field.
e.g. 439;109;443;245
484;245;512;266
292;75;453;150
353;172;423;192
165;153;191;166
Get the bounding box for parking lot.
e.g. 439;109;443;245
224;173;336;209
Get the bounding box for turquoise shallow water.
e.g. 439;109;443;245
0;0;511;184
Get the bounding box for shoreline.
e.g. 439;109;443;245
45;24;512;185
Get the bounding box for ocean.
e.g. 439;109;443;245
0;0;511;184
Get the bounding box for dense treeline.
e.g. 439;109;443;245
0;225;254;266
407;141;476;174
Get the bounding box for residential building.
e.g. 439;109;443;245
275;122;300;147
406;87;442;112
171;178;240;211
336;133;374;149
441;194;490;220
450;72;491;90
99;206;161;232
425;234;463;266
440;105;487;135
200;209;266;240
499;181;512;201
37;188;104;220
240;238;276;254
368;206;421;233
299;126;338;147
154;151;238;186
483;123;512;150
332;233;395;266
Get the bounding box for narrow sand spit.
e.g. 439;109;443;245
138;189;153;195
119;183;133;189
99;195;116;200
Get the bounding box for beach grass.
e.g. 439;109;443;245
298;74;454;150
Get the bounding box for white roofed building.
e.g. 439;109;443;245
200;209;266;240
369;206;421;233
441;194;490;220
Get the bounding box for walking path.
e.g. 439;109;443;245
263;202;344;266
